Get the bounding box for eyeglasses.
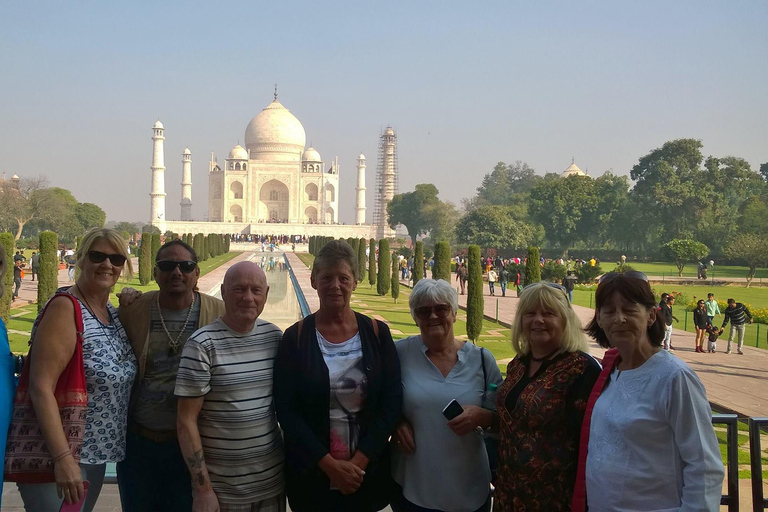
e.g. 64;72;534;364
598;271;648;284
88;251;127;267
413;304;453;320
156;260;197;273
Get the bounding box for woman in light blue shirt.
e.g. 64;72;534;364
391;279;502;512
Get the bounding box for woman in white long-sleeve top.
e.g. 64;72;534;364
574;271;724;512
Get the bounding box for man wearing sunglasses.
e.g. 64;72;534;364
117;239;226;512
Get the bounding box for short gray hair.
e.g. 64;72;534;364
312;240;358;282
409;279;458;319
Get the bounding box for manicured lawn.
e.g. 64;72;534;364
7;251;240;354
628;261;768;281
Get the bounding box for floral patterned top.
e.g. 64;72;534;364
493;351;600;512
38;289;138;463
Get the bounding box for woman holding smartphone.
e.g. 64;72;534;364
391;278;502;512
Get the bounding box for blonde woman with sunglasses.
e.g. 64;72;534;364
17;228;137;511
390;278;502;512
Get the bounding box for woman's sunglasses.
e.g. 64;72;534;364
156;260;198;273
598;271;648;284
413;304;453;320
88;251;127;267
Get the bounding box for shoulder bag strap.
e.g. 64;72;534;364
570;348;620;512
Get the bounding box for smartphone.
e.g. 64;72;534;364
59;480;89;512
442;399;464;420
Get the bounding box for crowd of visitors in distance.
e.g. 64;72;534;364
0;233;725;511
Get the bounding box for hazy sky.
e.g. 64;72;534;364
1;1;766;225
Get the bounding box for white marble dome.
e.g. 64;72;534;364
228;144;248;160
154;120;164;129
561;161;586;177
302;147;321;162
244;99;306;155
183;147;191;155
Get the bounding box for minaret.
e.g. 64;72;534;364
374;127;398;237
355;153;366;224
150;120;166;223
180;147;192;221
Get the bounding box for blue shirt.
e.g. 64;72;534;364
392;336;503;512
0;318;17;509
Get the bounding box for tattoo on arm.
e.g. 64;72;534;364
186;450;205;470
195;471;206;487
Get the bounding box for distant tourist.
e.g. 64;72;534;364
563;271;577;303
12;260;22;300
659;295;678;351
487;267;498;296
30;252;39;281
693;300;709;353
705;293;720;324
721;298;753;355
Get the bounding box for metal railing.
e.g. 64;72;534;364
714;414;740;511
750;417;768;511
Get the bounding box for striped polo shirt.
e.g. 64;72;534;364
175;317;284;505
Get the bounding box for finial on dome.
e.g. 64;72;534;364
274;83;278;101
572;156;575;164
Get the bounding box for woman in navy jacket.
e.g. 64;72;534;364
274;240;401;512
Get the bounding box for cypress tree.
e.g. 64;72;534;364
0;233;15;323
357;237;366;283
524;246;541;286
346;237;355;248
466;244;484;343
224;234;231;253
368;238;377;288
377;239;390;296
193;234;202;260
139;233;152;286
391;253;400;303
37;231;59;312
413;241;424;286
150;233;161;280
433;241;451;281
202;236;208;262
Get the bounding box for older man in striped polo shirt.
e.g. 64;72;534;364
176;261;285;512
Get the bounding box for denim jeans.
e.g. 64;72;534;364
116;431;193;512
727;323;746;352
500;282;507;296
17;463;105;512
568;290;574;303
489;282;495;295
663;325;673;350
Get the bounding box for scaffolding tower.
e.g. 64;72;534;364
373;126;399;229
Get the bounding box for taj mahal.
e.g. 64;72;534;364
149;90;396;239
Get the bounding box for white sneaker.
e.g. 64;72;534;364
726;349;732;354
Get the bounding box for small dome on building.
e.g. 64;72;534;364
183;147;191;155
154;120;164;129
358;153;366;160
244;99;306;155
561;160;586;178
228;144;248;160
12;174;19;180
384;127;394;135
302;147;322;162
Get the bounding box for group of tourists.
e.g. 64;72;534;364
0;232;726;511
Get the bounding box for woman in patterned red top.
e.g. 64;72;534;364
491;282;600;511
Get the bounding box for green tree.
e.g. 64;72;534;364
466;245;484;343
224;234;231;252
201;235;208;262
113;221;140;236
391;254;400;303
0;176;48;239
377;239;391;296
413;241;424;286
529;175;598;256
368;238;377;288
524;246;541;286
723;234;768;287
0;233;14;323
37;231;59;312
75;203;106;231
456;205;535;251
662;239;709;277
433;241;451;281
542;260;566;282
357;238;366;283
193;234;203;261
471;161;540;207
139;233;152;286
388;184;444;246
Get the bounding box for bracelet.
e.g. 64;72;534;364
53;450;72;463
